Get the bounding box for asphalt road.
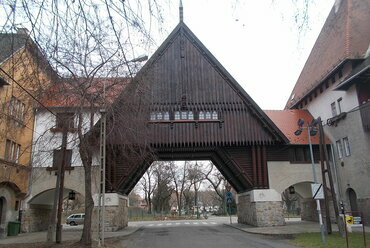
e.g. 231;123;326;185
121;219;299;248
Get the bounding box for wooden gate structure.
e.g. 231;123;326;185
100;20;295;227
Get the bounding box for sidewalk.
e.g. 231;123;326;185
0;226;140;245
226;219;368;237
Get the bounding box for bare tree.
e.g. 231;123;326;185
0;0;165;244
168;161;190;216
140;165;157;214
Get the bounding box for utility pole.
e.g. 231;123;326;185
295;119;326;243
47;120;68;243
98;108;106;247
318;117;344;236
318;124;332;234
56;124;68;243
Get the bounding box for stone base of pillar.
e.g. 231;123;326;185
92;193;128;232
301;198;318;222
21;205;53;233
237;189;285;227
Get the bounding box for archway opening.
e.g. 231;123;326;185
347;188;358;212
128;160;237;222
24;188;84;232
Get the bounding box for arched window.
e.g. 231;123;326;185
150;112;156;120
188;111;194;120
164;112;170;120
199;111;205;120
181;111;188;120
156;112;163;120
212;111;218;120
174;111;180;120
205;111;211;119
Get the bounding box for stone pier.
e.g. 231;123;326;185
237;189;285;227
92;193;128;232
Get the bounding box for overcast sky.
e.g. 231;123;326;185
149;0;334;110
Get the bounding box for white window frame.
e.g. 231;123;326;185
199;111;205;120
174;111;180;120
336;140;343;159
331;102;337;117
343;137;351;157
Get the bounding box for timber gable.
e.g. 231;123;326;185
114;21;288;147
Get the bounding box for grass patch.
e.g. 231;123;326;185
290;232;369;248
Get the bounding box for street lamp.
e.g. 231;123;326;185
294;118;326;243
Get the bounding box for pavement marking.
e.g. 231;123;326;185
202;222;207;225
166;223;172;226
185;222;190;225
175;223;180;225
148;224;154;226
210;222;217;225
157;224;163;226
193;222;199;225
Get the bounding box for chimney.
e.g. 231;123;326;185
17;28;29;34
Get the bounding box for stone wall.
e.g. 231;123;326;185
21;205;52;232
358;198;370;226
237;189;285;227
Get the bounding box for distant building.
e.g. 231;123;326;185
285;0;370;224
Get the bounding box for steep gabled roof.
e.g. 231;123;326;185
265;110;330;144
0;33;29;63
125;21;289;145
41;77;130;108
286;0;370;109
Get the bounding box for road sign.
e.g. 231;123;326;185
311;183;324;200
226;192;232;198
227;198;232;204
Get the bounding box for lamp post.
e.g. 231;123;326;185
295;118;326;243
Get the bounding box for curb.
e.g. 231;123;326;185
224;224;295;239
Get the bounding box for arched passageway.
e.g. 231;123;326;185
22;188;84;232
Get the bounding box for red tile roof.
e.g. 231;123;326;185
42;77;130;107
286;0;370;109
265;110;330;144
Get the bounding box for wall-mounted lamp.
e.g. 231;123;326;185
289;186;295;194
68;190;76;200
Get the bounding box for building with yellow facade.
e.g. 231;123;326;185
0;29;56;237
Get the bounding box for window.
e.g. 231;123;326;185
174;111;180;120
4;139;21;163
156;112;163;120
188;111;194;120
331;102;337;117
337;98;342;114
336;140;343;159
150;111;169;121
198;111;218;120
9;96;25;122
56;113;75;129
52;149;72;168
343;137;351;157
212;111;218;120
181;111;187;119
163;112;169;120
290;147;311;162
